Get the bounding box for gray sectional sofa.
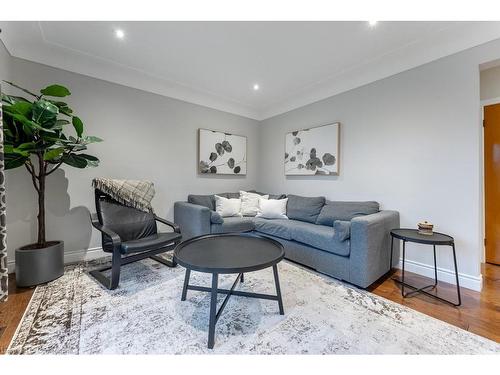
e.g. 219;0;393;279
174;191;399;288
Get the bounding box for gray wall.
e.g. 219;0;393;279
481;64;500;100
3;36;500;290
258;38;500;289
3;56;260;264
0;41;12;95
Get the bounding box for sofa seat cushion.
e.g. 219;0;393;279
211;217;255;234
120;232;181;254
289;221;351;257
254;218;303;240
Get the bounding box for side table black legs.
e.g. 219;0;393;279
390;229;462;307
451;243;462;306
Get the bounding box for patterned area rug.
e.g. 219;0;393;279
7;257;500;354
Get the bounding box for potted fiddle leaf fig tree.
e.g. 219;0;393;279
1;81;102;286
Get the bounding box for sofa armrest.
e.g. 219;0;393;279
174;202;211;240
349;210;400;288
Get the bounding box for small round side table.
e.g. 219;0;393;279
390;228;461;306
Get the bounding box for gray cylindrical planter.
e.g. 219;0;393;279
15;241;64;287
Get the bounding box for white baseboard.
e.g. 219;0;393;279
7;247;482;291
396;258;482;292
7;246;107;274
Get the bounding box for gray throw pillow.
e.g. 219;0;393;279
248;190;286;200
334;220;351;242
210;210;224;224
217;192;240;199
188;194;215;210
316;201;379;226
286;195;325;224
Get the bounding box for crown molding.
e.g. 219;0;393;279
259;22;500;120
2;22;500;122
0;22;261;120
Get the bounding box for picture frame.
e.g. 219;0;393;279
198;128;247;175
284;122;340;176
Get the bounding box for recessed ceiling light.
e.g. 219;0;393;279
368;21;378;27
114;29;125;39
253;84;260;91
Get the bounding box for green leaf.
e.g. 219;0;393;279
72;116;84;137
3;145;18;154
62;154;88;168
32;100;59;128
40;84;71;97
79;153;99;161
82;135;103;144
1;94;30;105
55;119;70;126
6;112;56;134
48;100;73;116
9;101;32;116
79;154;99;167
4;154;28;169
59;107;73;116
44;147;64;161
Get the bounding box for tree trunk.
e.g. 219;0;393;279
37;155;46;247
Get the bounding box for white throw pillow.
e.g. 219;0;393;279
256;198;288;219
214;195;242;217
240;191;269;217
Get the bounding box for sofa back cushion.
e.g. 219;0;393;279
286;195;325;223
188;194;215;210
248;190;287;200
316;201;379;225
217;192;240;199
187;192;241;210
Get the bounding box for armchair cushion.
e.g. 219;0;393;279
120;232;182;254
99;199;157;252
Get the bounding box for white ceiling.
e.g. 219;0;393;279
2;21;500;120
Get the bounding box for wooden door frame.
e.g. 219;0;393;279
481;97;500;264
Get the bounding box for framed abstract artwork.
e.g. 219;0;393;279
285;122;340;176
198;128;247;175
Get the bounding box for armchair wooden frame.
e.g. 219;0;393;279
89;189;181;290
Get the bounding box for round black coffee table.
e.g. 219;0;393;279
174;233;285;349
390;228;461;306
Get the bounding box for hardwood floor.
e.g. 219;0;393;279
368;263;500;343
0;274;35;354
0;264;498;354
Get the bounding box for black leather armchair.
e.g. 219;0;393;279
89;189;182;290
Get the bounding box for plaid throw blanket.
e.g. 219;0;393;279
92;178;155;213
